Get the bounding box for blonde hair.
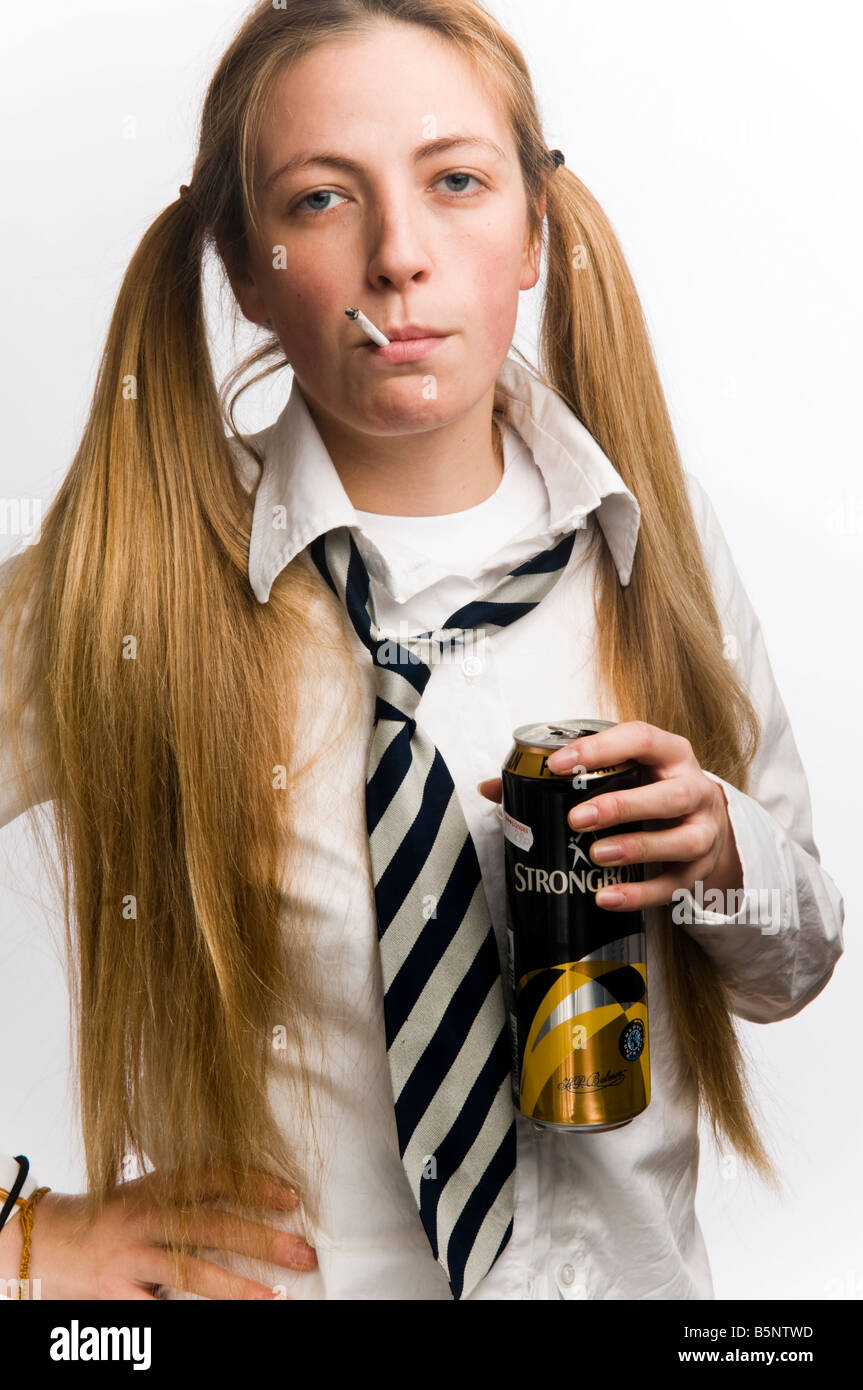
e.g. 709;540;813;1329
0;0;780;1291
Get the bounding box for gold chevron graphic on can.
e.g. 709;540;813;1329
517;959;650;1125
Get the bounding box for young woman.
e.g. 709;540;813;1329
0;0;844;1301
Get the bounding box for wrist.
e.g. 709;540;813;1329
0;1207;24;1286
701;782;744;896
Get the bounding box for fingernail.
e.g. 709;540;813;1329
595;889;623;907
592;841;621;862
548;746;580;771
569;803;598;826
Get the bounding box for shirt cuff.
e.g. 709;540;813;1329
670;770;795;933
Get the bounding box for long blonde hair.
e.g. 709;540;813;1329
0;0;780;1287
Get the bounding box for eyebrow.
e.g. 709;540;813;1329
262;135;508;193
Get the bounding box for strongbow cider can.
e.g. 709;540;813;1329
502;719;651;1131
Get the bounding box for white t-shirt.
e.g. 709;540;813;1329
352;419;551;632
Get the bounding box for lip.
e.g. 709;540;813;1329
360;330;451;365
382;324;446;342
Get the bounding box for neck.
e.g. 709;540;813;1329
300;384;504;516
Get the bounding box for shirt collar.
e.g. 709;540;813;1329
241;352;641;604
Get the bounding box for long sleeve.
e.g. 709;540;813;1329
669;472;845;1023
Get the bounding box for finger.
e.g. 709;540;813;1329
587;819;716;869
546;720;693;774
566;774;701;832
593;862;713;911
175;1208;317;1273
146;1248;296;1301
477;777;502;802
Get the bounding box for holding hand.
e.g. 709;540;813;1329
478;719;743;911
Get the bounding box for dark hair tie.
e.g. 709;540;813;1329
178;183;202;216
547;149;565;171
0;1155;30;1235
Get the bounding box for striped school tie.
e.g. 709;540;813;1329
308;525;578;1299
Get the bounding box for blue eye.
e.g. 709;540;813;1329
438;171;484;195
294;189;347;214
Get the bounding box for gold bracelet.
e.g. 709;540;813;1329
17;1186;51;1300
0;1187;28;1211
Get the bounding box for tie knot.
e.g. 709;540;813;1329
373;625;467;670
372;628;481;722
308;524;579;698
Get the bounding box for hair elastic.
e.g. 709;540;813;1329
0;1154;29;1235
547;149;565;170
178;183;202;216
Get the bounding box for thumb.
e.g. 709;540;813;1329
477;776;502;803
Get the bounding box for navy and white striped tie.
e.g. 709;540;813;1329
308;525;578;1298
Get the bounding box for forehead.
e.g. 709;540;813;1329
254;21;513;170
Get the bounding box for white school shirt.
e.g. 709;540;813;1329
0;353;845;1300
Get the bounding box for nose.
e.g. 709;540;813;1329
364;193;435;294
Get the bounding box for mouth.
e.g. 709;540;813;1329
382;323;447;342
360;330;451;365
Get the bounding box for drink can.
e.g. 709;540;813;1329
501;719;651;1131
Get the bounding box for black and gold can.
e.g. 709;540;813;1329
502;719;650;1132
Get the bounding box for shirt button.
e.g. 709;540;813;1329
461;654;483;677
558;1263;575;1287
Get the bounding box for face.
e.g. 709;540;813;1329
226;21;545;442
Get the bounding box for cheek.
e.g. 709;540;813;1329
261;264;337;365
468;250;522;356
247;232;327;322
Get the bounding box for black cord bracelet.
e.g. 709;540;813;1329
0;1155;30;1235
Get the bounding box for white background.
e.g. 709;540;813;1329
1;0;860;1300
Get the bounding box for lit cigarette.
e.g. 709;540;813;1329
345;306;390;347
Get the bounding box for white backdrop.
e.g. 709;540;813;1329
1;0;859;1301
